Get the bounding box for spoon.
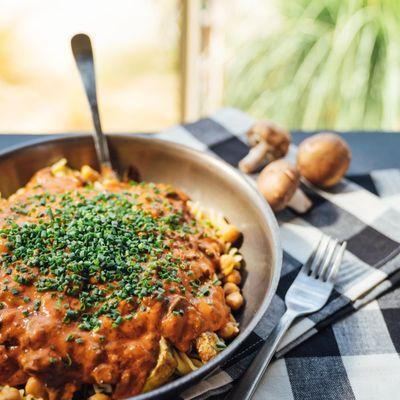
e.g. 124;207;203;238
71;33;116;177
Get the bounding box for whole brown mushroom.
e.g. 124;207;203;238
297;132;351;188
257;160;312;213
239;120;291;173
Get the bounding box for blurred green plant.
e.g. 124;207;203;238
225;0;400;130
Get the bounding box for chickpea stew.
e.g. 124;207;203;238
0;160;244;399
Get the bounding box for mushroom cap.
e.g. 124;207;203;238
246;120;291;160
257;160;300;211
296;132;351;188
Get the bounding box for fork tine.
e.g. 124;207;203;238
309;235;331;277
317;239;339;281
302;235;325;274
326;241;347;283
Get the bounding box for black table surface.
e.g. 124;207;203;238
0;132;399;175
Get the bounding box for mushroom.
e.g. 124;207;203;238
297;132;351;188
239;120;291;173
257;160;312;213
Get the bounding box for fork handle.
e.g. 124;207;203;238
229;309;297;400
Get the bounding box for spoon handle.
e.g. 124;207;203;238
71;33;112;170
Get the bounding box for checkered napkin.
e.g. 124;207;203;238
154;108;400;400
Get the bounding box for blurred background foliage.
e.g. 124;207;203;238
225;0;400;130
0;0;399;133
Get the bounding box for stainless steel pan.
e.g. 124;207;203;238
0;134;282;399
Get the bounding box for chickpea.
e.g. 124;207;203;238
89;394;110;400
221;225;240;244
0;386;21;400
223;282;240;296
225;270;241;285
25;377;47;399
225;291;244;311
219;322;239;340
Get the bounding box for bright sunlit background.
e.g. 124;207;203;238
0;0;180;133
0;0;399;133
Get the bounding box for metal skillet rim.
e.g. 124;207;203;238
0;134;282;399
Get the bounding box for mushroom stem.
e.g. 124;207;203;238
239;141;269;173
287;188;312;213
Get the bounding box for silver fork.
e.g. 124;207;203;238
229;235;347;400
